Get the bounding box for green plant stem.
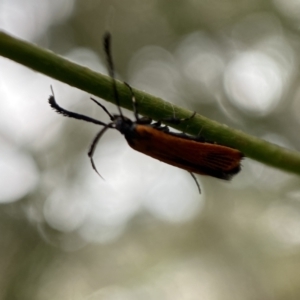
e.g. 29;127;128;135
0;31;300;176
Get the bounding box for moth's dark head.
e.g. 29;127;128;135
113;115;134;135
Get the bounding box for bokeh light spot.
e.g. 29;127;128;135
224;51;283;116
0;140;38;203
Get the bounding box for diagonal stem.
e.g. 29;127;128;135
0;31;300;176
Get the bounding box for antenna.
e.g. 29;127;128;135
49;86;109;127
103;32;124;119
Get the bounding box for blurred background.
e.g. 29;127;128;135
1;0;300;299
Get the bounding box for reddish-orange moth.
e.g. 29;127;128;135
49;32;243;193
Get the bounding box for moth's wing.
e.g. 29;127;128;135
126;126;243;179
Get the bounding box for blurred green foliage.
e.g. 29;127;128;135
2;0;300;299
